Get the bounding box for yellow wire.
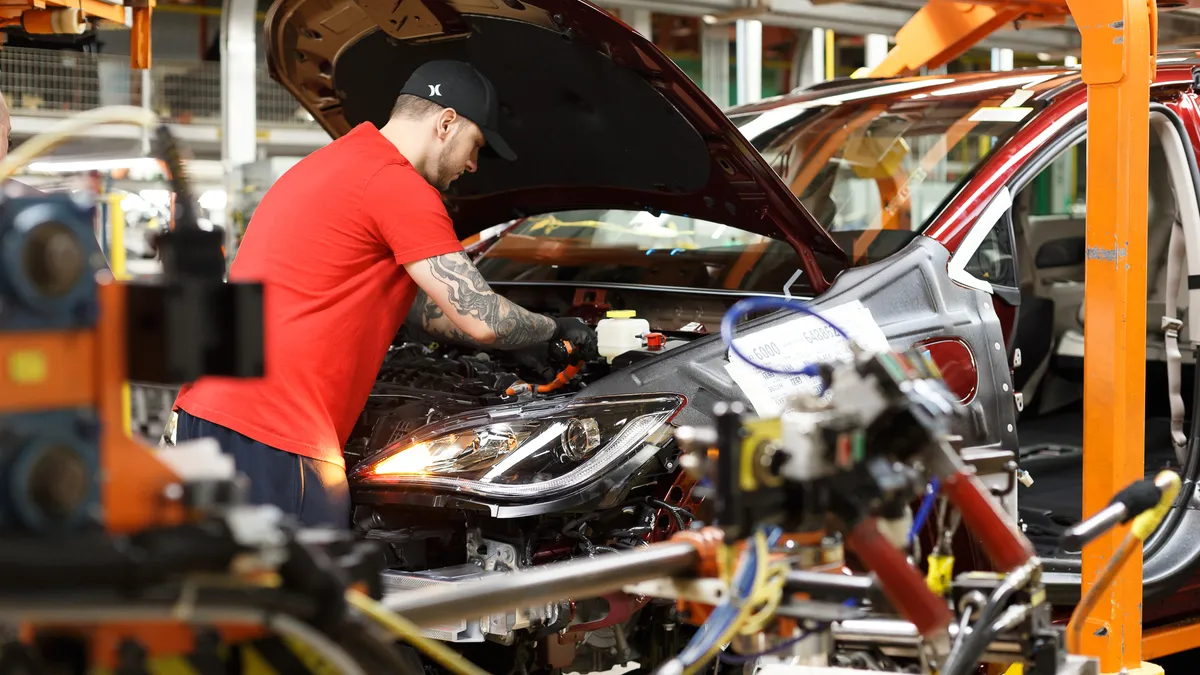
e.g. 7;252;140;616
738;564;790;636
1066;470;1181;655
683;531;786;675
344;589;489;675
1131;470;1182;541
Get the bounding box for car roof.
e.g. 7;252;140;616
725;52;1200;117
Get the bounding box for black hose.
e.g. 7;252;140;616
331;617;426;675
152;124;199;233
939;571;1029;675
0;586;318;621
646;498;691;531
1144;367;1200;560
0;522;240;590
149;123;227;280
564;529;597;556
561;514;598;535
942;621;1005;675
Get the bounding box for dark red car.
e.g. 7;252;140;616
265;0;1200;665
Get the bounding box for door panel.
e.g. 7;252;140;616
584;235;1018;456
1027;213;1086;341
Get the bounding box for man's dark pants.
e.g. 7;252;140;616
175;411;350;528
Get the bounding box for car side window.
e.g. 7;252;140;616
1010;136;1088;293
964;213;1018;289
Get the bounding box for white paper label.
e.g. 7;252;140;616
724;300;891;417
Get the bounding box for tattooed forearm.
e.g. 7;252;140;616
416;253;556;349
404;290;475;345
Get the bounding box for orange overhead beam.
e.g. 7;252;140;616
871;0;1026;77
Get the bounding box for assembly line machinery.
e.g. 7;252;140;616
0;105;1174;674
0;108;433;674
369;304;1179;675
0;0;1189;671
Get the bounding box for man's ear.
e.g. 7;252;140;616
435;108;458;141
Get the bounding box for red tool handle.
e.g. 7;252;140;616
845;517;952;638
941;470;1034;573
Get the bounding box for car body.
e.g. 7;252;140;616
265;0;1200;666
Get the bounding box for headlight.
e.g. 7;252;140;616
350;394;684;499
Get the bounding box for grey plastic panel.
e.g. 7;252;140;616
580;235;1019;451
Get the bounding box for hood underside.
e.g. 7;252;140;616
264;0;847;282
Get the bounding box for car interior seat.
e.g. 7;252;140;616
1019;134;1186;417
1069;138;1181;341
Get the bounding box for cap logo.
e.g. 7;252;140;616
428;84;442;97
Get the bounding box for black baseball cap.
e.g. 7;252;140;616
399;60;517;161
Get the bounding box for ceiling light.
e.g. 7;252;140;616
931;74;1056;97
969;107;1033;123
27;157;161;174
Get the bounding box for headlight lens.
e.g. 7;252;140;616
351;394;684;499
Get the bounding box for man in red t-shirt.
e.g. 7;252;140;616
173;61;596;527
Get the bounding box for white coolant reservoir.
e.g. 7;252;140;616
596;310;650;363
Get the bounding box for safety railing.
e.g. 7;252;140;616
0;46;316;127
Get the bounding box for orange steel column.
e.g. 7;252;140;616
1064;0;1156;670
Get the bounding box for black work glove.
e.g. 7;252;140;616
552;317;598;361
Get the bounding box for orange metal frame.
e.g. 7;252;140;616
0;277;268;665
1070;2;1155;670
0;283;189;534
0;1;153;69
873;0;1157;671
1143;620;1200;660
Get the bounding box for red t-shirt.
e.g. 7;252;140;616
175;123;464;469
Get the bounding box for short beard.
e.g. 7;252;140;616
430;126;464;191
433;150;458;190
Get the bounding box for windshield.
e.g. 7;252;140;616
477;76;1051;292
733;90;1041;265
474;210;806;295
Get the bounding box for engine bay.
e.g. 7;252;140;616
342;285;715;467
342;286;718;673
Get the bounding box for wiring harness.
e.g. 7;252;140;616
653;527;790;675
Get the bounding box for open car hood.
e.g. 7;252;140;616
264;0;847;283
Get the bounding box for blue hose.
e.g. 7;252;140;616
907;477;941;548
720;297;852;376
671;526;783;669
